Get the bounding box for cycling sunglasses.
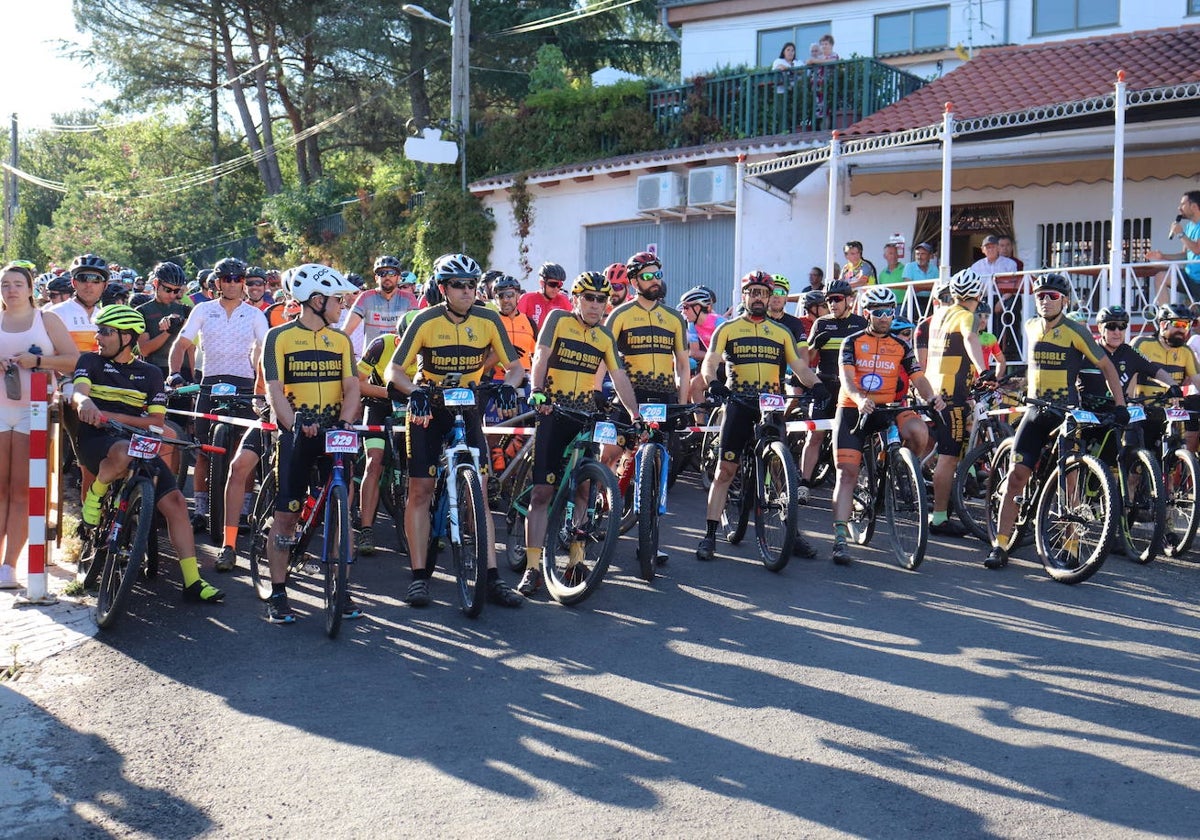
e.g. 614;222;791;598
96;326;120;337
159;284;183;294
444;279;477;291
376;269;400;277
579;292;608;304
867;307;896;318
75;273;107;284
825;294;846;304
1034;290;1063;301
1102;322;1127;331
1164;318;1191;330
219;274;246;283
639;270;664;281
245;280;266;287
771;288;788;297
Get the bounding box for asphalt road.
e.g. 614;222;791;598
3;472;1200;839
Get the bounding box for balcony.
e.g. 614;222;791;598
648;58;927;145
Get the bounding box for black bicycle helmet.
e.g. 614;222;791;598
47;275;74;294
492;275;521;296
1096;305;1129;327
246;265;267;281
213;257;248;279
803;290;827;310
539;261;566;282
1031;272;1072;296
825;279;853;297
69;254;110;280
151;261;186;286
101;283;129;306
1156;303;1192;323
374;255;402;272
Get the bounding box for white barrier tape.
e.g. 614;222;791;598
483;427;537;435
166;407;278;431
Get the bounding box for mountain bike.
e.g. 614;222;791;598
952;383;1017;542
1149;402;1200;558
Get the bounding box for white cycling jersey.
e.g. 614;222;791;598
179;299;268;379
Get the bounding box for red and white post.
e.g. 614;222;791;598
17;372;57;606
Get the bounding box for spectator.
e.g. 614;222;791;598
801;266;825;293
1147;190;1200;302
877;243;906;304
972;234;1020;358
816;34;839;62
0;263;79;589
771;42;797;71
808;35;840;125
839;240;876;290
998;235;1023;271
903;241;939;312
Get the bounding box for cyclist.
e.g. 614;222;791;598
695;271;823;563
261;264;363;624
47;254;108;354
244;266;272;311
136;262;191;378
986;273;1128;571
799;290;829;336
187;269;213;306
519;271;644;595
341;255;416;351
830;286;945;566
167;257;269;537
71;306;224;605
605;263;630;311
491;275;536;379
517;262;572;330
355;317;408;556
1132;303;1200;453
914;277;952;372
798;279;866;503
925;269;992;538
44;274;74;307
387;253;526;610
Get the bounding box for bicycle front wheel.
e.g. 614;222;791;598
754;440;797;572
722;452;753;545
248;471;276;601
207;422;230;546
542;460;620;606
985;438;1032;549
1034;453;1115;584
95;478;155;629
450;466;489;618
503;454;533;572
1162;447;1200;558
324;483;351;638
847;443;877;546
885;447;929;570
635;444;663;582
954;439;1000;544
1121;447;1165;564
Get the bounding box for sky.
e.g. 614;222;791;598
5;0;117;129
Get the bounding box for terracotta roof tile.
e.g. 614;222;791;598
848;24;1200;136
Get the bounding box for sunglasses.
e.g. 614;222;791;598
159;284;182;294
1102;323;1126;331
1034;290;1063;301
610;284;627;292
246;280;266;287
496;291;518;299
868;307;896;318
579;292;608;304
96;326;119;337
376;269;400;277
896;329;913;338
445;279;477;291
75;274;107;284
1165;319;1191;330
639;270;664;281
219;275;246;283
825;295;846;304
772;288;788;297
543;280;562;288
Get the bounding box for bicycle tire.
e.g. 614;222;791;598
954;439;1001;544
636;444;662;582
618;455;638;535
500;453;533;571
1120;447;1165;564
811;433;834;488
754;440;797;572
207;422;230;546
323;483;351;638
722;452;753;544
665;430;686;489
1034;453;1115;584
1162;447;1200;559
163;418;191;491
542;460;619;606
885;446;929;570
985;438;1032;549
847;441;877;546
699;406;723;491
248;471;277;601
378;461;410;556
451;465;489;617
95;477;155;629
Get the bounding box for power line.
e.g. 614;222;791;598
496;0;641;37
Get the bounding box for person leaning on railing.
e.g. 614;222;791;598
1146;190;1200;302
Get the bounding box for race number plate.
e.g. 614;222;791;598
1070;409;1100;425
759;393;786;412
325;429;359;454
1128;405;1146;423
592;421;619;445
444;387;475;407
128;434;163;459
211;382;238;396
640;403;667;423
1167;408;1190;421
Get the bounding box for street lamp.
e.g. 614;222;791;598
402;2;469;192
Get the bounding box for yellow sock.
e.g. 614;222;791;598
178;556;200;587
89;477;110;497
997;534;1010;550
525;546;542;571
224;525;239;550
567;540;585;568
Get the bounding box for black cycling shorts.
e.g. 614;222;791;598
934;404;970;459
76;428;178;503
1011;405;1061;470
532;412;587;486
718;399;760;463
406;405;488;480
833;405;917;467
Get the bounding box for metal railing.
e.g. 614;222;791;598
648;58;926;142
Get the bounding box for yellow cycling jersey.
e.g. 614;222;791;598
708;315;801;397
537;310;620;411
1024;316;1105;404
925;304;977;400
1132;335;1198;396
390;304;517;387
262;321;356;424
604;300;687;395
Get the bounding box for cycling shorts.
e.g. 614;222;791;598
718;399;760;463
834;405;918;467
1011;406;1062;470
406;405;488;480
363;402;393;452
934;404;970;459
532;411;587;486
76;428;178;503
274;429;329;514
236;426;267;459
194;375;255;450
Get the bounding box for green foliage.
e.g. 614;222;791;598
529;44;571;95
333;188;418;275
261;178;350;264
412;173;495;276
470;81;659;177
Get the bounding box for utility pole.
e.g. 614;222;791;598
450;0;470;193
3;113;16;254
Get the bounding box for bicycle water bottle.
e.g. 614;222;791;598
295;494;317;538
886;423;900;447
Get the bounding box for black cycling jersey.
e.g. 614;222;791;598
1077;343;1159;401
808;313;868;385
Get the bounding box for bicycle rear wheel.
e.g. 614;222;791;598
847;443;877;546
722;452;753;544
503;454;533;571
954;439;1000;544
699;406;723;491
985;438;1032;548
450;466;488;617
206;422;230;546
324;483;351;638
1121;447;1165;564
95;478;155;629
753;441;797;572
248;472;276;600
885;447;929;570
1034;454;1115;584
542;460;620;606
1162;447;1200;558
636;443;663;582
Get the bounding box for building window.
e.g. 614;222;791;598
1191;0;1200;14
1037;218;1153;268
757;22;832;68
1032;0;1118;35
874;6;950;56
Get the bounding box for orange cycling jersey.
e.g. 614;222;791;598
839;328;923;407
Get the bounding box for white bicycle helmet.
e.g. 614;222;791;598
289;263;358;302
949;268;985;300
432;253;482;281
860;285;897;309
679;286;711;307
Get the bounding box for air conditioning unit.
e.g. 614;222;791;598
688;165;736;206
637;173;684;211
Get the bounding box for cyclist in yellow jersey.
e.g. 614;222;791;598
260;264;362;624
1133;303;1200;452
986;272;1127;571
517;271;643;596
387;253;525;609
925;269;992;538
696;271;823;563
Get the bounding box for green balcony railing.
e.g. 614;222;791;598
648;58;926;145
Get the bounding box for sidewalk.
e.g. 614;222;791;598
0;560;97;672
